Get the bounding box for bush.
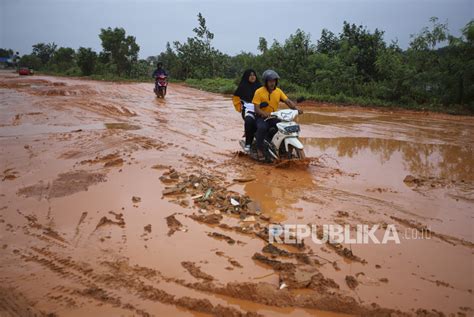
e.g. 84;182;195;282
185;78;236;94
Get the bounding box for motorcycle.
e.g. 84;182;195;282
154;74;168;98
240;108;305;163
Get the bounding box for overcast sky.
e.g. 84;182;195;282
1;0;472;58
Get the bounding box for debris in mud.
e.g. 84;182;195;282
2;168;18;181
159;168;253;217
336;210;349;217
366;187;398;194
345;275;359;289
95;212;125;230
328;243;367;264
279;269;314;289
252;253;296;271
104;158;124;167
232;177;256;183
162;186;185;195
132;196;141;203
229;259;243;268
189;213;222;224
262;244;292;257
151;164;169;170
207;232;236;245
403;174;469;190
263;243;314;264
215;251;243;268
18;170;106;199
280;269;340;291
144;224;152;233
314;226;367;263
181;261;214;281
403;175;421;185
165;214;183;236
242;215;256;222
415;308;447;317
80;153;122;167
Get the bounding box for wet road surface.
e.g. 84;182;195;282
0;70;473;316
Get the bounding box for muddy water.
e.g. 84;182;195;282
0;70;473;317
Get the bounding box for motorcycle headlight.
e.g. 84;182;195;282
284;125;300;133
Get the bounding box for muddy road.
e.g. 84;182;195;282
0;70;473;317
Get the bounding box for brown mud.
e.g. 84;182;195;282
0;70;473;316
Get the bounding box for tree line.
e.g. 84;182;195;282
2;13;473;112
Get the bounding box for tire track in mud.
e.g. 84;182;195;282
4;189;262;316
19;246;263;317
0;286;52;317
1;73;472;316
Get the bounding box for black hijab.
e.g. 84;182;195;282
233;69;261;103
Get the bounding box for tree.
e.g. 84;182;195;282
156;42;180;77
407;18;450;104
193;13;214;47
76;47;97;75
462;20;474;43
258;37;268;54
317;29;339;55
19;54;42;70
99;27;140;76
172;12;225;79
32;42;57;65
409;17;448;50
340;22;386;81
276;29;316;86
0;48;14;58
51;47;75;69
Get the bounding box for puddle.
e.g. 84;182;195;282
1;73;473;316
303;137;473;187
0;122;104;137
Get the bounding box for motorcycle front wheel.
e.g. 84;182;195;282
287;144;306;159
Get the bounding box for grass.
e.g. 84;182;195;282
184;78;473;115
185;78;236;94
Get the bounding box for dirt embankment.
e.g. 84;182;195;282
0;72;472;317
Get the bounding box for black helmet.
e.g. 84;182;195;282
262;69;280;82
157;62;163;68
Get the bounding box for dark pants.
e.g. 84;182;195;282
256;117;279;151
244;115;257;146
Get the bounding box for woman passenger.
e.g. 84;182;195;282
232;69;261;152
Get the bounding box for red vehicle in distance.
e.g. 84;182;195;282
18;67;34;75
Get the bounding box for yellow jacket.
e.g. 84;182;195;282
252;87;288;113
232;96;242;112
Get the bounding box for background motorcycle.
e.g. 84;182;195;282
154;74;168;98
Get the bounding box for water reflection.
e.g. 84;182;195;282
242;167;316;221
304;137;473;182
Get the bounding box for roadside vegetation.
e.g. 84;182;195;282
1;13;473;114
